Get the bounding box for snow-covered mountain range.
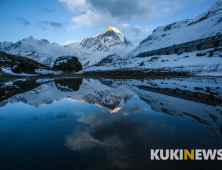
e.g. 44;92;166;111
126;0;222;58
0;27;134;67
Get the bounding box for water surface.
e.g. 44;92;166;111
0;77;222;170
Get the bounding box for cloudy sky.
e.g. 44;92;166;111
0;0;218;45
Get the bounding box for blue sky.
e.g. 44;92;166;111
0;0;219;45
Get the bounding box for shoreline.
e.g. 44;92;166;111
1;70;222;82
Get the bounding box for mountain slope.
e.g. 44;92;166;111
125;0;222;59
0;27;134;67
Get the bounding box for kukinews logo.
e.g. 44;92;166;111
151;149;222;160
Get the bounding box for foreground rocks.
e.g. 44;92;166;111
52;56;82;72
0;51;50;74
12;63;35;74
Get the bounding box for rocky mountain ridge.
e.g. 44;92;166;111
125;0;222;59
0;27;134;67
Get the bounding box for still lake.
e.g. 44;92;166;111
0;77;222;170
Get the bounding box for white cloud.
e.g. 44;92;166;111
62;40;80;45
72;10;104;27
58;0;86;9
122;24;129;27
119;23;163;37
121;25;143;36
58;0;207;29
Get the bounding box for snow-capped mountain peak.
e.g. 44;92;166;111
93;33;101;38
80;37;89;43
28;36;33;39
78;26;133;52
106;26;121;34
21;36;34;40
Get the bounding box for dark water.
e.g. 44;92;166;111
0;77;222;170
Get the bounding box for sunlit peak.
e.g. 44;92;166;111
106;26;121;33
93;33;101;38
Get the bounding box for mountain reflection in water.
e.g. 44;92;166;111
0;77;222;170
